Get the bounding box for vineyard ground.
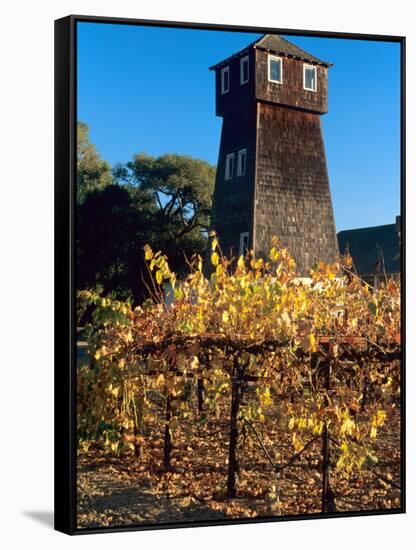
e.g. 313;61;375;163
77;403;401;529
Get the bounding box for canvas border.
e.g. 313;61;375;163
54;14;406;535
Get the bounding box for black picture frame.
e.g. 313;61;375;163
54;14;406;535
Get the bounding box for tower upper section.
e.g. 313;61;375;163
210;34;332;117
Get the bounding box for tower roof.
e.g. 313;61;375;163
210;34;332;70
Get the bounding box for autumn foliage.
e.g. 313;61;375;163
77;237;401;513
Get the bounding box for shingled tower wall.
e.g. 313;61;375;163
209;35;339;274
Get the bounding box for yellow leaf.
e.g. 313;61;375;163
269;246;280;262
292;432;303;453
260;387;273;407
190;356;199;369
155;270;164;284
300;333;316;353
288;257;296;270
216;263;224;276
211;238;218;251
222;311;229;324
375;409;386;426
144;245;153;261
211;252;219;266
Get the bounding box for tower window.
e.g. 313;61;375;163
221;66;230;94
304;64;317;91
240;56;249;84
237;148;247;176
239;232;249;256
268;55;282;83
225;153;234;180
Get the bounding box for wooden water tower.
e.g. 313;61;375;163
209;34;339;274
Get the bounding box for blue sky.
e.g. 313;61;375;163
77;22;401;232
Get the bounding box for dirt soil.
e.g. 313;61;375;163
77;404;401;529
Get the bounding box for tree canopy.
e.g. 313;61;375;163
77;126;216;305
113;152;215;240
77;122;112;203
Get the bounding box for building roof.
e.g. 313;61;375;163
209;34;332;70
337;222;400;276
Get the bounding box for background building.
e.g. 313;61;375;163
337;216;401;286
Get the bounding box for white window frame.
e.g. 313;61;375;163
240;55;249;85
221;66;230;94
268;55;283;84
225;153;234;180
237;148;247;176
303;64;317;92
239;232;249;256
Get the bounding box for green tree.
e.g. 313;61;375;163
113;153;215;241
77;122;112;203
78;151;216;305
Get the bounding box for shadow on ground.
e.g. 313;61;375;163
78;472;227;529
23;510;54;529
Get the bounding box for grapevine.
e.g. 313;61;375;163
77;237;401;514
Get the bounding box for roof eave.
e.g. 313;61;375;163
253;45;333;67
209;45;332;70
209;46;253;71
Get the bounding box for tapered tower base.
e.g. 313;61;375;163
254;103;338;274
